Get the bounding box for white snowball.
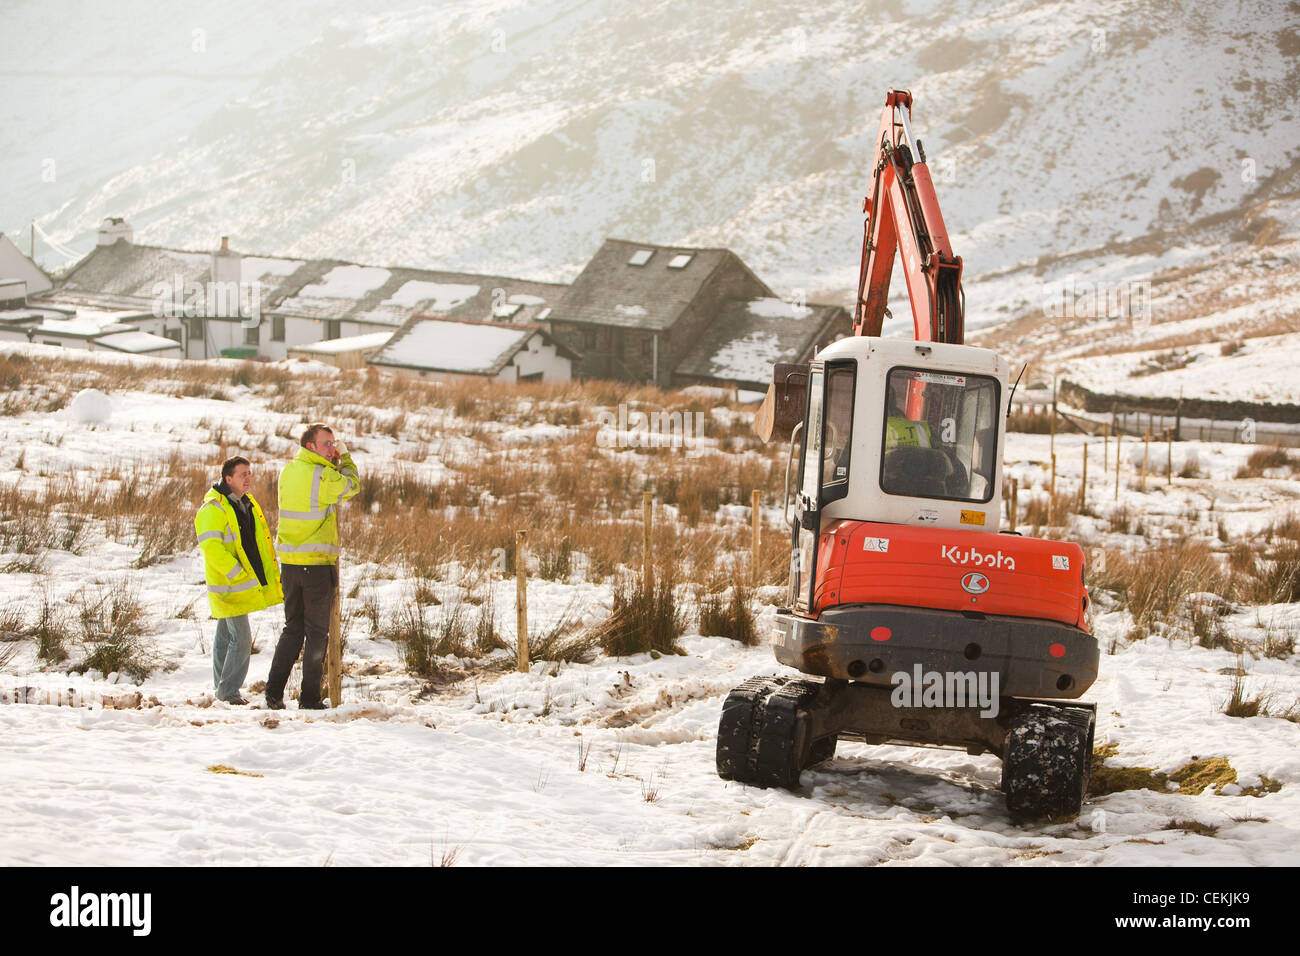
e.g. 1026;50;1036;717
68;388;112;424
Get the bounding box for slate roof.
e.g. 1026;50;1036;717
673;298;850;389
55;242;566;328
267;262;564;327
58;241;307;311
549;238;773;331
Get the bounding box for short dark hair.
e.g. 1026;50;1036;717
301;423;333;447
221;455;250;479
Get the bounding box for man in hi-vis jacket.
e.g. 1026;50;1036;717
264;423;359;710
195;456;283;705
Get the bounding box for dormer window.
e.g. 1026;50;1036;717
628;249;654;266
668;254;693;269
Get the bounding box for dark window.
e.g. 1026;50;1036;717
243;324;259;346
325;320;340;341
272;315;285;342
583;328;597;349
880;366;1000;503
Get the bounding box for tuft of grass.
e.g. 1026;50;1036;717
1168;757;1236;795
388;599;478;679
698;582;759;645
521;598;597;663
1162;819;1219;837
30;592;72;664
585;571;686;657
1090;539;1226;633
207;765;264;777
1247;541;1300;604
1236;445;1296;478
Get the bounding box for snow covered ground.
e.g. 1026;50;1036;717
1;357;1298;866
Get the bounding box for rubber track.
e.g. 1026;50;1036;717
752;679;821;790
1004;704;1090;822
716;677;787;782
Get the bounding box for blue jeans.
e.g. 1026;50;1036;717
213;614;252;701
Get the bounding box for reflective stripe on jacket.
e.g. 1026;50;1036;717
195;488;283;619
275;447;359;565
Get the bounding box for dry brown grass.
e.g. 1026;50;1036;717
1236;446;1297;478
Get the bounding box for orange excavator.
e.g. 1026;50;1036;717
719;90;1098;821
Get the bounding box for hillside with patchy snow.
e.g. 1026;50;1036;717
6;0;1299;327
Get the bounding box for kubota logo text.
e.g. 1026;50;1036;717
941;545;1015;570
961;572;989;594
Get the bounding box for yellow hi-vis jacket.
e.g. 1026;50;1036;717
885;416;933;448
275;447;360;565
195;488;283;619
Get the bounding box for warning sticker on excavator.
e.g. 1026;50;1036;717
863;537;890;552
914;372;967;387
960;510;986;526
1052;555;1071;570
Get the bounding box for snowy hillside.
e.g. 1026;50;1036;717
6;0;1299;328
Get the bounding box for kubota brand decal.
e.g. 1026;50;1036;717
961;572;990;594
863;537;890;552
941;545;1016;570
1052;555;1071;570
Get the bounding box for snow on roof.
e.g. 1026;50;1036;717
747;297;812;319
33;313;138;338
95;331;182;354
383;280;481;310
295;265;392;300
290;331;393;354
371;317;535;374
704;330;784;384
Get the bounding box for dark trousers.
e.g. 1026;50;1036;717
266;563;338;706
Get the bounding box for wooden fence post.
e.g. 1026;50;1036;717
751;489;761;589
1080;442;1088;513
1115;431;1121;501
642;491;654;595
1141;430;1150;492
1048;452;1057;525
515;530;528;673
1009;476;1018;533
1166;427;1173;484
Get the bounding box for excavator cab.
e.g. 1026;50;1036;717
717;91;1099;823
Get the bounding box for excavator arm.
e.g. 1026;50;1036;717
855;88;964;344
755;89;965;441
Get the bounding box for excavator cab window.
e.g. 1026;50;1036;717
880;367;999;503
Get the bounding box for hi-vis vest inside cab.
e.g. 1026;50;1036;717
195;489;283;619
275;447;360;565
886;417;933;448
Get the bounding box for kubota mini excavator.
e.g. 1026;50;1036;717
717;90;1098;822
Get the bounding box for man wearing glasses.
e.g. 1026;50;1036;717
264;423;360;710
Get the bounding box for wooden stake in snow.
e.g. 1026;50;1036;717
1009;477;1018;533
1166;427;1173;485
1142;430;1150;492
643;491;654;594
326;568;342;707
751;489;761;589
516;530;528;673
1103;423;1110;472
1049;452;1057;526
1115;430;1121;501
1080;442;1088;513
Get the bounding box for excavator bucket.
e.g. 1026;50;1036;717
753;362;809;443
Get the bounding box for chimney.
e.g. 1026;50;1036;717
96;217;133;246
211;235;241;287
